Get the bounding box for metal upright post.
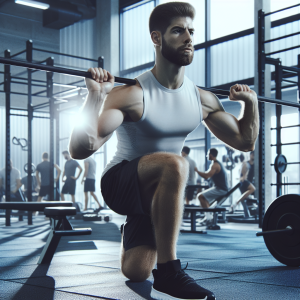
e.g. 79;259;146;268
98;56;107;208
4;49;11;226
257;9;266;228
47;57;55;201
204;0;211;170
275;60;282;197
26;40;33;225
55;104;60;200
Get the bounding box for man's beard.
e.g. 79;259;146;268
161;37;194;66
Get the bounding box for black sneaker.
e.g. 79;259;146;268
151;260;216;300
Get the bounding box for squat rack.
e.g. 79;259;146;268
1;40;104;225
258;3;300;227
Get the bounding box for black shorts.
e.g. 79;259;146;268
39;185;50;197
185;186;196;200
239;180;251;194
101;157;156;252
84;178;95;192
61;178;76;195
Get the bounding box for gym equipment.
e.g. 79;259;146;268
273;154;287;174
1;56;300;108
256;194;300;267
39;207;92;264
24;162;36;174
12;136;28;151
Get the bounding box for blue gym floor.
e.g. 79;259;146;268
0;213;299;300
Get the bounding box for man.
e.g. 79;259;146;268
61;150;82;203
81;156;102;211
195;148;229;209
181;146;197;205
0;160;23;201
69;2;259;299
36;152;61;202
229;151;255;214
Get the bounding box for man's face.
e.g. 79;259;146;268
161;16;194;66
64;154;69;160
206;151;212;160
250;153;254;161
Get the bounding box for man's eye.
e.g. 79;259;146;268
174;29;181;33
190;31;194;36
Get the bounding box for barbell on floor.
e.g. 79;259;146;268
1;57;300;109
256;194;300;267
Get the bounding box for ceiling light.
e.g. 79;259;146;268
15;0;49;10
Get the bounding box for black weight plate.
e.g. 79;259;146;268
83;214;102;221
274;154;287;174
262;194;300;267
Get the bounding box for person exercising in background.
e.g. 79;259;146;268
195;148;228;209
36;152;61;202
61;150;82;203
69;2;259;299
81;155;103;211
181;146;197;205
229;151;255;214
0;160;23;201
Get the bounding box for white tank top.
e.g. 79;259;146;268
102;70;202;177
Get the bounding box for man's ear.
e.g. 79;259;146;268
151;31;161;46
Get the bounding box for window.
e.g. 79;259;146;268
210;0;254;40
270;0;300;22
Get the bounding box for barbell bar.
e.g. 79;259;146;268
1;57;300;109
256;227;294;237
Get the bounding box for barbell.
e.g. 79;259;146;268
256;194;300;267
1;57;300;108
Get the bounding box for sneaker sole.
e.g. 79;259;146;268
150;287;207;300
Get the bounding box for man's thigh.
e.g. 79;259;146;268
137;152;187;214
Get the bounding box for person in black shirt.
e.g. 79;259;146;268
61;150;82;203
36;152;61;202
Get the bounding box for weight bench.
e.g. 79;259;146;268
0;202;92;264
0;201;73;226
38;207;92;264
181;183;240;233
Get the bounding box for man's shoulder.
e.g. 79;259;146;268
106;81;143;109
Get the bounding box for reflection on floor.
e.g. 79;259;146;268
0;214;299;300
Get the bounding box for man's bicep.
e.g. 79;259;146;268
97;107;124;138
204;111;244;150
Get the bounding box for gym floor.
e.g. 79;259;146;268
1;213;299;300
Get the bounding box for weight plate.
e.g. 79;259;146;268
262;194;300;267
83;214;102;221
274;154;287;174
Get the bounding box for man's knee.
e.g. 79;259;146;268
160;154;188;180
121;245;157;282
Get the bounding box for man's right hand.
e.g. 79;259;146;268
85;67;115;94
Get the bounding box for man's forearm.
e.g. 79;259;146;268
239;98;259;149
197;171;209;179
69;91;106;157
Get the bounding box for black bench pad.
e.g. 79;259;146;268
0;201;73;211
44;207;76;216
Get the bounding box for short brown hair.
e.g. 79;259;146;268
62;150;69;155
149;1;195;35
42;152;48;159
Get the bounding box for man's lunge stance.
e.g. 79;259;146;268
69;2;259;299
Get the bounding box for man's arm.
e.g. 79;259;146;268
201;84;259;152
13;179;22;194
195;163;219;180
240;162;249;182
54;164;61;182
35;170;41;187
69;68;124;160
74;164;83;180
62;170;66;182
81;161;89;184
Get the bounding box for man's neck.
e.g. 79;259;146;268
151;59;185;90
